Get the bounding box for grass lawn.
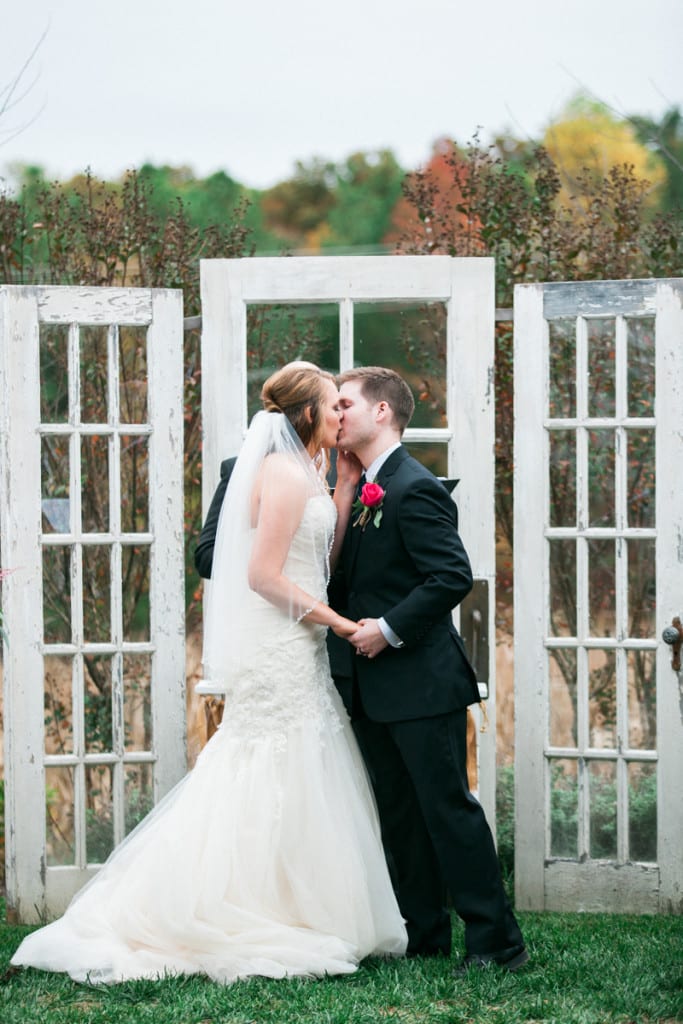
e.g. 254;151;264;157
0;911;681;1023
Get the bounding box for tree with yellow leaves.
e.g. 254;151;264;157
543;94;666;210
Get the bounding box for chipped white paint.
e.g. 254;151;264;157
654;282;683;913
512;283;547;912
0;286;185;922
200;256;498;829
514;278;683;914
37;286;154;325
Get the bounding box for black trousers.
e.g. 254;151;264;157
351;691;523;957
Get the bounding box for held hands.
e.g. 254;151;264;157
350;618;388;660
332;615;360;640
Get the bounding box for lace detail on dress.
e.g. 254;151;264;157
216;493;344;751
218;627;343;750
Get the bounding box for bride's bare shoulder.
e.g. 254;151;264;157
262;451;310;484
252;454;312;509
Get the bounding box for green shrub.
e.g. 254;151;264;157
496;761;659;881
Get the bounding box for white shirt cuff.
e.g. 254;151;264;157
378;617;404;648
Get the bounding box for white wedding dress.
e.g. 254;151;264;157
12;493;407;984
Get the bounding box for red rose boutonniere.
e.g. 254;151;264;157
352;481;385;530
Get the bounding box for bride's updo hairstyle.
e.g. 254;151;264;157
261;363;335;456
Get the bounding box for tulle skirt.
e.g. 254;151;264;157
11;688;407;984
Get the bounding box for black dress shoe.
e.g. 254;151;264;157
453;944;529;976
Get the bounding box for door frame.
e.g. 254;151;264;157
513;278;683;913
199;255;499;826
0;285;186;922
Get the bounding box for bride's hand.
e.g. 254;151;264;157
334;449;363;493
332;615;359;639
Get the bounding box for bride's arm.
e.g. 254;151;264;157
330;449;363;570
248;457;357;638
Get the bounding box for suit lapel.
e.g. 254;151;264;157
375;445;409;490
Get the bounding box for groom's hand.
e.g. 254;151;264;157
350;619;388;660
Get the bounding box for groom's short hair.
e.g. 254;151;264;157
337;366;415;433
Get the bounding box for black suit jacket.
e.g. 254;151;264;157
335;445;479;723
194;457;236;579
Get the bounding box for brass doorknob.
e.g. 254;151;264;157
662;616;683;671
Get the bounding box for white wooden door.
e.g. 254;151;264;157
514;278;683;913
199;255;498;825
0;286;186;922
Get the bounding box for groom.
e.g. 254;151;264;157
332;366;527;974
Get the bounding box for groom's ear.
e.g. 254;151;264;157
376;401;390;422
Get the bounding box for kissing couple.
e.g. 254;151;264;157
13;362;526;983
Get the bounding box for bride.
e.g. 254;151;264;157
12;363;407;984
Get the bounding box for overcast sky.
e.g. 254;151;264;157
1;0;681;189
